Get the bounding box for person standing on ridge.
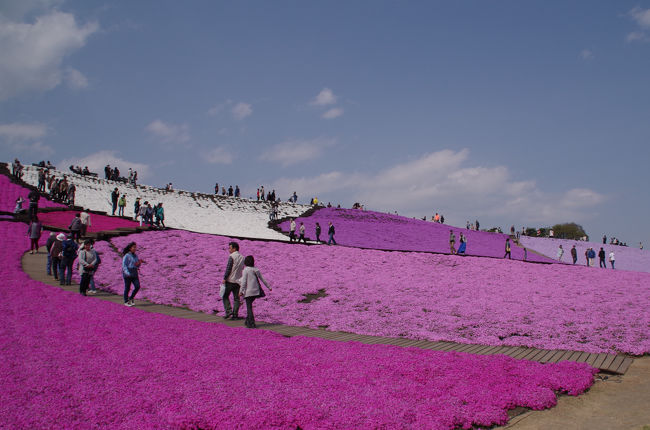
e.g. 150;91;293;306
118;194;126;216
111;188;119;216
556;245;564;262
449;230;456;255
504;238;511;259
598;247;606;268
609;250;616;269
328;222;337;245
289;218;296;243
570;245;577;264
221;242;244;320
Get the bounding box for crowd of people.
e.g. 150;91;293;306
104;164;138;185
69;165;96;176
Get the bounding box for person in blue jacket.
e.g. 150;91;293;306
122;242;144;306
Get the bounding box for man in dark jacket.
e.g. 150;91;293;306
111;188;119;215
45;232;56;275
59;235;78;285
69;213;82;242
598;247;606;268
570;245;577;264
28;189;40;218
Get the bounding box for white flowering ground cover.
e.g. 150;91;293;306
18;164;307;240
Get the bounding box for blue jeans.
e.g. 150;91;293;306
59;257;74;284
123;276;140;302
89;275;97;291
46;253;52;275
328;233;336;245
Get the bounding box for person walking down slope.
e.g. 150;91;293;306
238;255;272;329
504;238;512;259
556;245;564;262
609;251;616;270
571;245;577;264
122;242;143;306
27;215;43;254
327;222;337;245
221;242;245;320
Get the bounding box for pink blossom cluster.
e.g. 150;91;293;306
278;207;555;263
0;173;65;212
0;220;597;429
94;230;650;354
37;210;139;232
520;235;650;273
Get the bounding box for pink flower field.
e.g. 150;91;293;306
37;210;139;232
93;230;650;355
278;207;555;263
0;173;65;212
520;235;650;274
0;220;598;429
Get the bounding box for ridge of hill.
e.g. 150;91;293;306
8;163;309;241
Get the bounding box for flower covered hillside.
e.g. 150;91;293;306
0;221;597;429
0;173;65;213
38;210;139;232
93;230;650;354
278;207;555;262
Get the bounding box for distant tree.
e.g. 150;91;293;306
551;223;587;240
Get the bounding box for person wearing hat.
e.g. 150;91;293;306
50;233;66;281
77;239;98;296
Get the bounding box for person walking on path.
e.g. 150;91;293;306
118;195;126;217
59;234;78;285
45;232;56;275
571;245;577;264
289;219;296;243
556;245;564;262
80;210;91;238
449;230;457;255
327;222;337;245
221;242;244;320
69;213;82;243
298;222;306;244
609;251;616;269
504;238;512;259
598;247;607;268
77;239;98;296
27;216;42;254
315;222;322;243
122;242;143;306
50;233;65;281
111;188;119;216
238;255;272;328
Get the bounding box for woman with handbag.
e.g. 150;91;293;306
238;255;272;328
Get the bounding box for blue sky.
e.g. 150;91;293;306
1;0;649;246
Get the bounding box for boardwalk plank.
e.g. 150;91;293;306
608;355;625;374
600;354;617;371
616;357;634;375
592;354;609;369
547;350;568;363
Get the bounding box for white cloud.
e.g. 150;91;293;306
630;7;650;28
270;149;606;225
579;49;594;60
626;31;649;43
207;99;232;116
64;67;88;89
0;122;47;140
322;107;344;119
145;119;190;145
0;122;53;156
0;0;64;21
231;102;252;120
59;150;151;179
203;146;234;164
0;10;98;101
260;137;337;167
311;88;337;106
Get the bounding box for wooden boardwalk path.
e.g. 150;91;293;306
22;248;633;375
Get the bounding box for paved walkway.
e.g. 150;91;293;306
22;247;631;375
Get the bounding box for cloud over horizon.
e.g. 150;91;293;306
260;137;337;167
145;119;190;146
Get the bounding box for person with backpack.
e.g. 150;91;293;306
118;195;126;216
69;213;82;243
238;255;272;328
59;234;79;285
77;239;98;296
122;242;144;306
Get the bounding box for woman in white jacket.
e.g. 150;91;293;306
239;255;272;328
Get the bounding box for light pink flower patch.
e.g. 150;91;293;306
94;230;650;354
0;221;597;429
37;210;139;232
278;207;556;262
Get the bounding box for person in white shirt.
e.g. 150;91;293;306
221;242;244;320
608;251;616;270
80;210;91;238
